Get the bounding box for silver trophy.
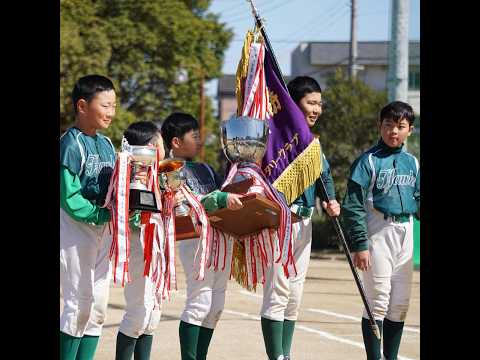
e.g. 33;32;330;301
221;115;269;164
221;115;269;184
157;158;190;216
122;139;160;212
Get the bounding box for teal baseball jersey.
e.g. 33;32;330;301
60;127;116;205
342;139;420;252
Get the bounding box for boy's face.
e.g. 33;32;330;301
378;117;413;148
298;92;322;128
171;129;201;159
77;90;116;130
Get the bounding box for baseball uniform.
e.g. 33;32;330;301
342;138;420;360
260;147;337;360
60;127;115;358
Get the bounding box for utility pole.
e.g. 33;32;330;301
387;0;409;103
199;70;205;161
349;0;358;79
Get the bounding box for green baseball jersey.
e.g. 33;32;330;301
60;127;116;225
342;138;420;251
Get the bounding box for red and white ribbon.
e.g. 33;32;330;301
160;189;176;297
221;162;295;288
103;151;131;286
242;42;271;120
179;185;211;281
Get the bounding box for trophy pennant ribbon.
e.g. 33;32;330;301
104;151;132;286
160;188;177;297
179;185;212;281
103;140;170;293
221;162;294;290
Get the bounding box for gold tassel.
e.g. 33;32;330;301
273;139;323;205
230;239;257;292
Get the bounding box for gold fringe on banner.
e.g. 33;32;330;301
230;239;257;292
273;139;323;205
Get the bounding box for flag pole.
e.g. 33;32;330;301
247;0;288;91
246;0;381;340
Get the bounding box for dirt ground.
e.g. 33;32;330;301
61;250;420;359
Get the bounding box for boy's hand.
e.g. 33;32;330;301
353;250;371;271
322;199;341;217
226;193;243;210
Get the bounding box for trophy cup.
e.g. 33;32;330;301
158;159;199;240
208;116;300;237
127;145;161;212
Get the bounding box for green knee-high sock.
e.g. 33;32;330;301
179;321;200;360
197;326;214;360
115;332;137;360
282;320;296;357
134;334;153;360
383;318;405;360
60;331;82;360
261;317;284;360
361;318;383;360
75;335;100;360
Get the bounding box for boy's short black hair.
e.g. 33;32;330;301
161;112;199;149
287;76;322;105
379;101;415;126
123;121;160;146
72;75;115;114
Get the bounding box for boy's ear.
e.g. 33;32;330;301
171;136;181;149
77;99;88;114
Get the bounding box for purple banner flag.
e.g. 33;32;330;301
261;48;321;203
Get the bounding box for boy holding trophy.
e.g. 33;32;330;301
160;112;243;360
115;121;165;360
60;75;117;359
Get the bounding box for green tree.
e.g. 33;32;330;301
312;69;388;200
60;0;233;164
60;0;111;132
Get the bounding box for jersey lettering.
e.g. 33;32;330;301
84;154;114;176
376;169;416;194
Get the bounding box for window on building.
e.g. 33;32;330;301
409;66;420;90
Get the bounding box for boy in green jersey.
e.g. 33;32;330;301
342;101;420;360
60;75;117;360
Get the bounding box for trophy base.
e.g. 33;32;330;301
208;193;300;237
129;189;161;213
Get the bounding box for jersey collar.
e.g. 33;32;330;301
378;138;404;154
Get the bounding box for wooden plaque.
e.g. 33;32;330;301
208;193;301;237
221;178;254;194
175;215;200;241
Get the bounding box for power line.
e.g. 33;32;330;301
221;0;292;24
280;1;346;44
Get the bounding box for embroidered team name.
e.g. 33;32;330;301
376;169;416;193
85;154;114;176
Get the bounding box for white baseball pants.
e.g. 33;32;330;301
119;228;162;338
60;208;112;337
261;217;313;321
178;237;233;329
362;208;414;322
